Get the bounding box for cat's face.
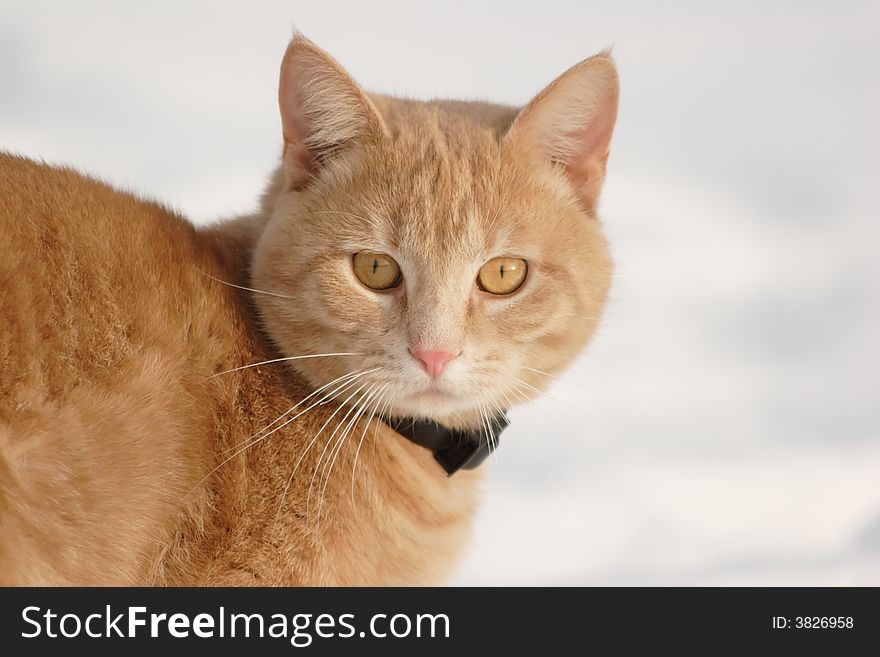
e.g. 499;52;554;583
252;37;617;429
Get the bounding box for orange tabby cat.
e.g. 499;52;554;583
0;35;617;585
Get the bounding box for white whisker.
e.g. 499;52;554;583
243;369;376;451
350;385;390;505
512;375;587;417
194;267;296;299
476;400;499;484
326;383;383;491
522;366;590;391
498;384;554;483
220;368;367;455
507;380;552;417
183;369;376;499
208;352;361;379
369;389;395;464
274;377;377;526
316;382;385;523
307;383;376;512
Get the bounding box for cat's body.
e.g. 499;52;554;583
0;153;480;585
0;35;618;585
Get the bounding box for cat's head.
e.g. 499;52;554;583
252;35;618;430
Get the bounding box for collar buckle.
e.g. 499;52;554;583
434;439;492;476
388;413;509;476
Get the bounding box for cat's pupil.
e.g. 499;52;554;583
372;259;379;274
500;264;505;278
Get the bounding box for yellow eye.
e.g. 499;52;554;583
477;257;528;295
352;252;402;290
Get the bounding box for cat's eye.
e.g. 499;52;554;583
352;252;402;290
477;257;528;295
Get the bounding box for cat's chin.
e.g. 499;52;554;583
400;388;467;414
407;388;459;404
387;390;497;432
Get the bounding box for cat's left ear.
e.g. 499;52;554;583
278;34;386;190
506;52;619;213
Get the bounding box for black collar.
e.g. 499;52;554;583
385;414;509;476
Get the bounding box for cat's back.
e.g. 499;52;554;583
0;151;191;256
0;153;266;583
0;153;244;409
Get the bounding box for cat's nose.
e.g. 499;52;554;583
409;348;459;379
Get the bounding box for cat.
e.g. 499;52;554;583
0;34;618;585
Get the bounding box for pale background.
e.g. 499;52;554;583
2;0;878;585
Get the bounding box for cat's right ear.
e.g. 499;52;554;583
278;34;386;190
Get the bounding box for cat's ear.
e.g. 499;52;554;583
278;34;386;190
506;52;619;213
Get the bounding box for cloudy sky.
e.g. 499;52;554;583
2;0;878;584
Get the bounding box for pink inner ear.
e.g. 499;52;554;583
566;84;616;162
564;155;596;189
281;142;314;189
295;145;314;170
279;67;310;144
279;68;319;188
280;92;316;187
556;84;617;208
562;117;613;186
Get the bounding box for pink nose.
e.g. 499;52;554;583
410;349;458;379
